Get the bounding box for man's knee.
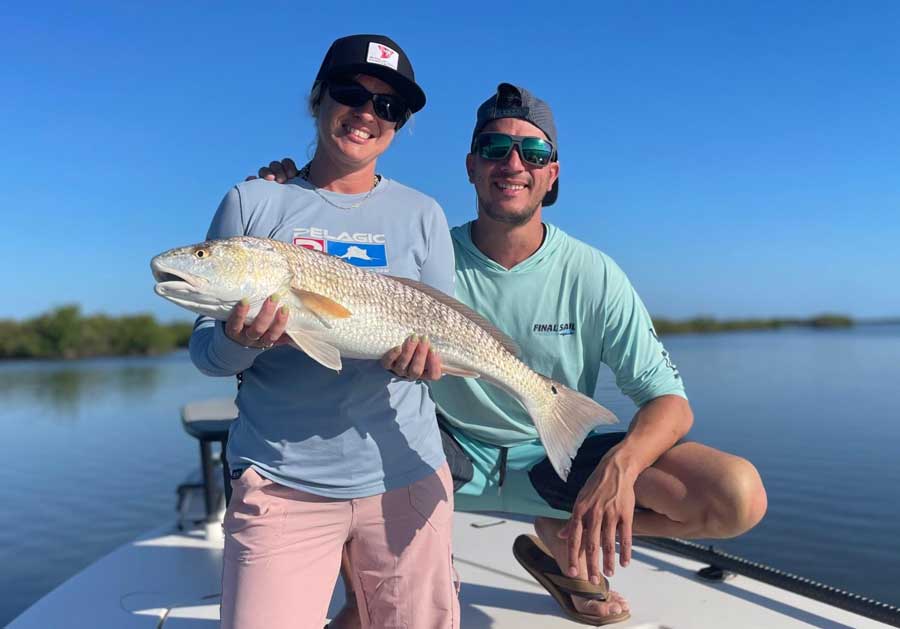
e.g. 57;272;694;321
705;458;767;537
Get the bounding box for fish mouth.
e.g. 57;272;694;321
151;258;204;297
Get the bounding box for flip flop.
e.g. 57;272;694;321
512;534;631;626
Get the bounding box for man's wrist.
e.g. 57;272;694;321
606;441;645;481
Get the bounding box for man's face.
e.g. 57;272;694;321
466;118;560;226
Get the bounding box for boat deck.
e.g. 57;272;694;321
10;510;892;628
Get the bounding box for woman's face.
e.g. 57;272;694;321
316;74;399;172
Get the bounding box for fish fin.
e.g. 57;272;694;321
524;377;619;481
284;329;343;372
279;289;334;329
389;275;520;357
289;282;352;328
441;364;481;379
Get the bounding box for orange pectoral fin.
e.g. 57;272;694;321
290;285;352;322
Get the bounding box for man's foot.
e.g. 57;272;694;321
572;589;629;618
327;596;362;629
534;519;631;621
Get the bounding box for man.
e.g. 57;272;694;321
256;83;767;626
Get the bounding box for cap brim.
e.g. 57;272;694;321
322;64;426;113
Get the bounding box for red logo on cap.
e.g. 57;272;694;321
377;45;395;59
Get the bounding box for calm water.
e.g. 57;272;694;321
2;327;899;624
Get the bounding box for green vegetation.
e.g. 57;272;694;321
0;305;193;360
0;305;865;360
653;314;854;335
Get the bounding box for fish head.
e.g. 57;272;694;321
151;237;292;319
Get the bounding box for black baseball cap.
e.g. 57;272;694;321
472;83;559;206
315;34;426;113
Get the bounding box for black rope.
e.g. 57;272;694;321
638;536;900;627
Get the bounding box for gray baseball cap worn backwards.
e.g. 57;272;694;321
472;83;559;206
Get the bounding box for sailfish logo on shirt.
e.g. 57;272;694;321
293;227;388;269
340;245;378;262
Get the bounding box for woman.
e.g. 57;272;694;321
189;34;459;629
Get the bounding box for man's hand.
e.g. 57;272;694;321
225;295;291;349
381;335;443;381
245;158;299;183
558;452;636;583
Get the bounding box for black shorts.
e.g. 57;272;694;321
438;415;627;515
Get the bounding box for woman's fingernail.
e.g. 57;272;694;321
270;293;280;303
240;297;249;307
280;305;289;316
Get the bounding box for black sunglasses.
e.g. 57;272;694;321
327;79;410;125
472;132;556;167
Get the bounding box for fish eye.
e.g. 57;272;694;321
195;248;210;259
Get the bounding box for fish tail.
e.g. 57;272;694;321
523;376;619;481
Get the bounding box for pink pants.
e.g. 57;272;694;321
220;464;459;629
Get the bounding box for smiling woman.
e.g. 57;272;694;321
181;34;460;629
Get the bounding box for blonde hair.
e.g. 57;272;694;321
308;81;325;119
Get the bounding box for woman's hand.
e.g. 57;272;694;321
225;295;291;349
381;335;443;381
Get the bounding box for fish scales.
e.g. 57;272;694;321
273;239;510;372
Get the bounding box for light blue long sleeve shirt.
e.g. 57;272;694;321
189;177;454;498
431;222;686;447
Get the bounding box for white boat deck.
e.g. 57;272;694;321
10;509;893;628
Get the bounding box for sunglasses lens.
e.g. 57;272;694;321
329;81;407;123
328;81;370;107
520;138;553;166
477;133;513;160
372;95;407;123
476;134;554;166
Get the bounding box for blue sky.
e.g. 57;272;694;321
2;2;898;322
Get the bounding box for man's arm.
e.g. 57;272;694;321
558;394;692;583
618;394;693;477
559;253;691;583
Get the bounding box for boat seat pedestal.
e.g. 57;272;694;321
179;399;237;522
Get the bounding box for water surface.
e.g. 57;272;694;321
1;327;898;624
594;324;900;604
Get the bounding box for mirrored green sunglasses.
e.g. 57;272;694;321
472;132;556;166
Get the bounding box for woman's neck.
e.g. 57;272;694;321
307;151;377;194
